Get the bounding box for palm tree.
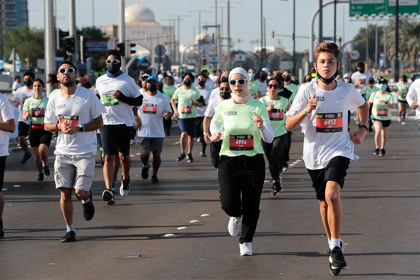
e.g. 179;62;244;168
399;20;420;70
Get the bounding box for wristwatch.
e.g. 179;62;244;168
358;124;368;131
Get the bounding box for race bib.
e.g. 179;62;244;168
181;106;192;114
143;104;157;114
22;97;28;104
377;109;388;116
268;109;284;121
32;123;44;130
102;94;119;106
58;115;79;126
316;112;343;133
229;135;254;151
402;93;407;98
30;108;45;117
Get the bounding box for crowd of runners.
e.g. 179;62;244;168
1;43;420;276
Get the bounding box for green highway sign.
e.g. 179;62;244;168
350;0;419;17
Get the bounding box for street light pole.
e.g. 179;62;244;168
119;0;126;71
394;0;400;82
292;0;296;75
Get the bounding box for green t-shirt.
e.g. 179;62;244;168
259;96;289;137
249;80;260;98
163;84;176;97
396;82;410;101
368;91;394;120
172;86;201;119
23;96;49;125
213;98;270;157
285;83;299;103
362;85;379;101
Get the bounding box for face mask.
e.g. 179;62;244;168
198;80;206;87
24;78;33;87
106;62;121;73
184;79;192;86
378;84;387;91
249;73;255;79
267;75;272;80
344;78;350;83
358;68;365;73
148;84;157;92
317;71;338;84
220;91;231;99
283;76;291;82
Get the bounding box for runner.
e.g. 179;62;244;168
162;75;176;136
260;77;290;195
361;77;379;132
210;67;274;256
94;50;142;204
407;76;420;133
0;91;16;238
12;71;35;165
368;78;395;157
257;69;268;97
22;79;52;182
351;62;372;94
396;74;410;125
44;61;104;242
248;68;260;99
196;73;211;157
285;42;369;275
12;76;21;93
283;70;299;103
138;76;173;183
171;72;202;163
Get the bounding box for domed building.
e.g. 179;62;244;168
101;1;176;71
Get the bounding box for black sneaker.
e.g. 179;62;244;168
329;246;347;270
373;148;380;155
37;173;44;182
43;165;50;177
0;219;4;239
141;165;150;179
151;175;159;184
187;153;194;163
82;192;95;221
271;180;283;196
21;151;32;164
176;153;186;162
61;231;76;242
102;189;115;205
379;149;386;157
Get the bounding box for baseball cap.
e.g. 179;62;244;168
147;75;158;82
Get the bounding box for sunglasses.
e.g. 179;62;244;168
198;78;206;82
282;74;291;78
58;68;76;74
268;84;279;89
141;75;150;81
229;79;247;86
106;59;120;64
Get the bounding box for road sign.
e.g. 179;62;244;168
209;55;218;63
9;48;20;61
350;49;361;60
86;41;108;52
350;0;420;17
154;44;166;56
235;54;246;62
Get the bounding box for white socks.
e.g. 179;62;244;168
329;238;341;250
66;224;75;232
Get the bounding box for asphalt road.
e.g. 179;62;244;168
1;115;420;279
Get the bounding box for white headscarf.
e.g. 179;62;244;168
229;67;251;104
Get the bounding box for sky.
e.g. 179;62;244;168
28;0;379;54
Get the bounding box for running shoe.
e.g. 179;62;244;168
151;175;159;184
187;153;194;163
61;231;76;242
37;173;44;182
329;246;347;270
176;153;186;162
402;121;406;126
43;165;50;178
239;242;253;256
379;149;386;157
102;189;115;205
20;151;32;165
0;219;4;239
228;216;241;236
141;165;150;179
271;180;283;196
82;191;95;221
200;152;207;157
119;177;130;197
373;148;380;155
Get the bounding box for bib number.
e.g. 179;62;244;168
316;112;343;133
268;109;284;121
103;94;119;106
58;115;79;126
30;108;45;117
181;107;192;114
143;104;157;114
376;109;388;116
229;135;254;151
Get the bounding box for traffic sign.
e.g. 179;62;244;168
154;44;166;56
86;41;108;52
350;0;420;17
350;49;360;61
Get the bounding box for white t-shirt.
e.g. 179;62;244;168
197;87;212;117
286;79;365;170
351;71;372;93
258;80;267;96
45;87;105;155
208;87;220;106
12;86;34;124
137;92;172;138
94;73;140;126
407;78;420;120
12;81;22;92
205;96;222;118
0;94;15;156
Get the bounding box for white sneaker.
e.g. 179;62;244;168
239;242;253;256
402;121;406;126
228;216;241;236
398;116;401;122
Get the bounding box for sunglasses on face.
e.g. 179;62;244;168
268;84;279;89
198;78;206;82
282;74;291;78
58;68;76;74
106;59;120;64
141;75;150;81
229;79;247;86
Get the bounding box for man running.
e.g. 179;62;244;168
286;42;369;275
45;61;104;242
407;77;420;133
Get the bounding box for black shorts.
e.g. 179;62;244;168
0;156;6;191
398;100;408;104
29;128;52;147
100;124;132;156
18;122;30;137
372;118;391;128
307;156;350;200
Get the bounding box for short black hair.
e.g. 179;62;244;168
33;78;45;87
183;72;194;82
23;71;35;79
58;60;76;71
357;62;365;68
105;49;122;62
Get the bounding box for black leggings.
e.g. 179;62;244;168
261;133;289;181
218;154;265;243
0;156;6;190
